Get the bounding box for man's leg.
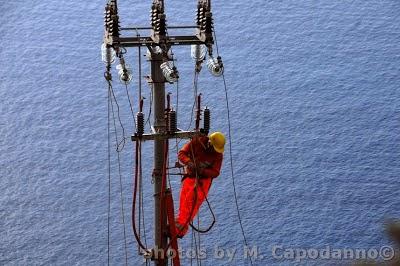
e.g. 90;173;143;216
175;177;195;236
176;177;212;237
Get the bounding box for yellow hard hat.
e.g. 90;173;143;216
209;132;225;153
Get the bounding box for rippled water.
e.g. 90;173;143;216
1;0;399;265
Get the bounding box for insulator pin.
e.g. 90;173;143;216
203;107;210;134
101;43;116;64
160;62;179;83
116;63;133;84
207;56;224;77
191;45;206;62
136;112;144;136
168;110;177;133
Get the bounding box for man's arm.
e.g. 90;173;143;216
178;139;193;165
201;155;223;179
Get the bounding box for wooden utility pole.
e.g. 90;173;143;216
103;0;220;265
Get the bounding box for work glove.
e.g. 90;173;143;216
186;162;195;170
197;162;211;175
185;162;196;175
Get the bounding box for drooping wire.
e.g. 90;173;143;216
108;81;129;266
213;28;254;265
138;144;142;255
138;141;150;266
132;141;148;251
133;28;149;263
107;77;112;266
189;184;215;234
129;28;149;259
109;87;127;152
139;144;148;250
137;141;148;254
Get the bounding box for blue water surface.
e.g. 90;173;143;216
1;0;399;265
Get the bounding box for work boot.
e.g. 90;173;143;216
175;222;187;239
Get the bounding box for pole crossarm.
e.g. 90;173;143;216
116;35;208;47
131;130;206;142
121;25;199;31
104;34;212;47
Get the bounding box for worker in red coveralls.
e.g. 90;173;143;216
175;132;225;238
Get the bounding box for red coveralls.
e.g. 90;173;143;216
176;136;223;237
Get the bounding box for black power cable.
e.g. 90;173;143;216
213;28;254;266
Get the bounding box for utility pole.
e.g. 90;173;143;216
151;50;168;260
102;0;223;265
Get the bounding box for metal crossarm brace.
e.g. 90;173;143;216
131;130;206;142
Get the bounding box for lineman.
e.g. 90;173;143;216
175;132;225;238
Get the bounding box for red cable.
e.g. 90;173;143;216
132;141;147;250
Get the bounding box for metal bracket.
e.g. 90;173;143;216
132;130;205;142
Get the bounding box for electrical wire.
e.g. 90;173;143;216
124;83;137;131
145;84;153;127
109;87;127;152
109;82;129;266
197;215;202;266
140;144;150;266
137;141;143;253
132;141;148;251
107;78;111;266
187;70;199;131
213;27;254;266
174;69;199;150
105;75;129;265
134;28;150;264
